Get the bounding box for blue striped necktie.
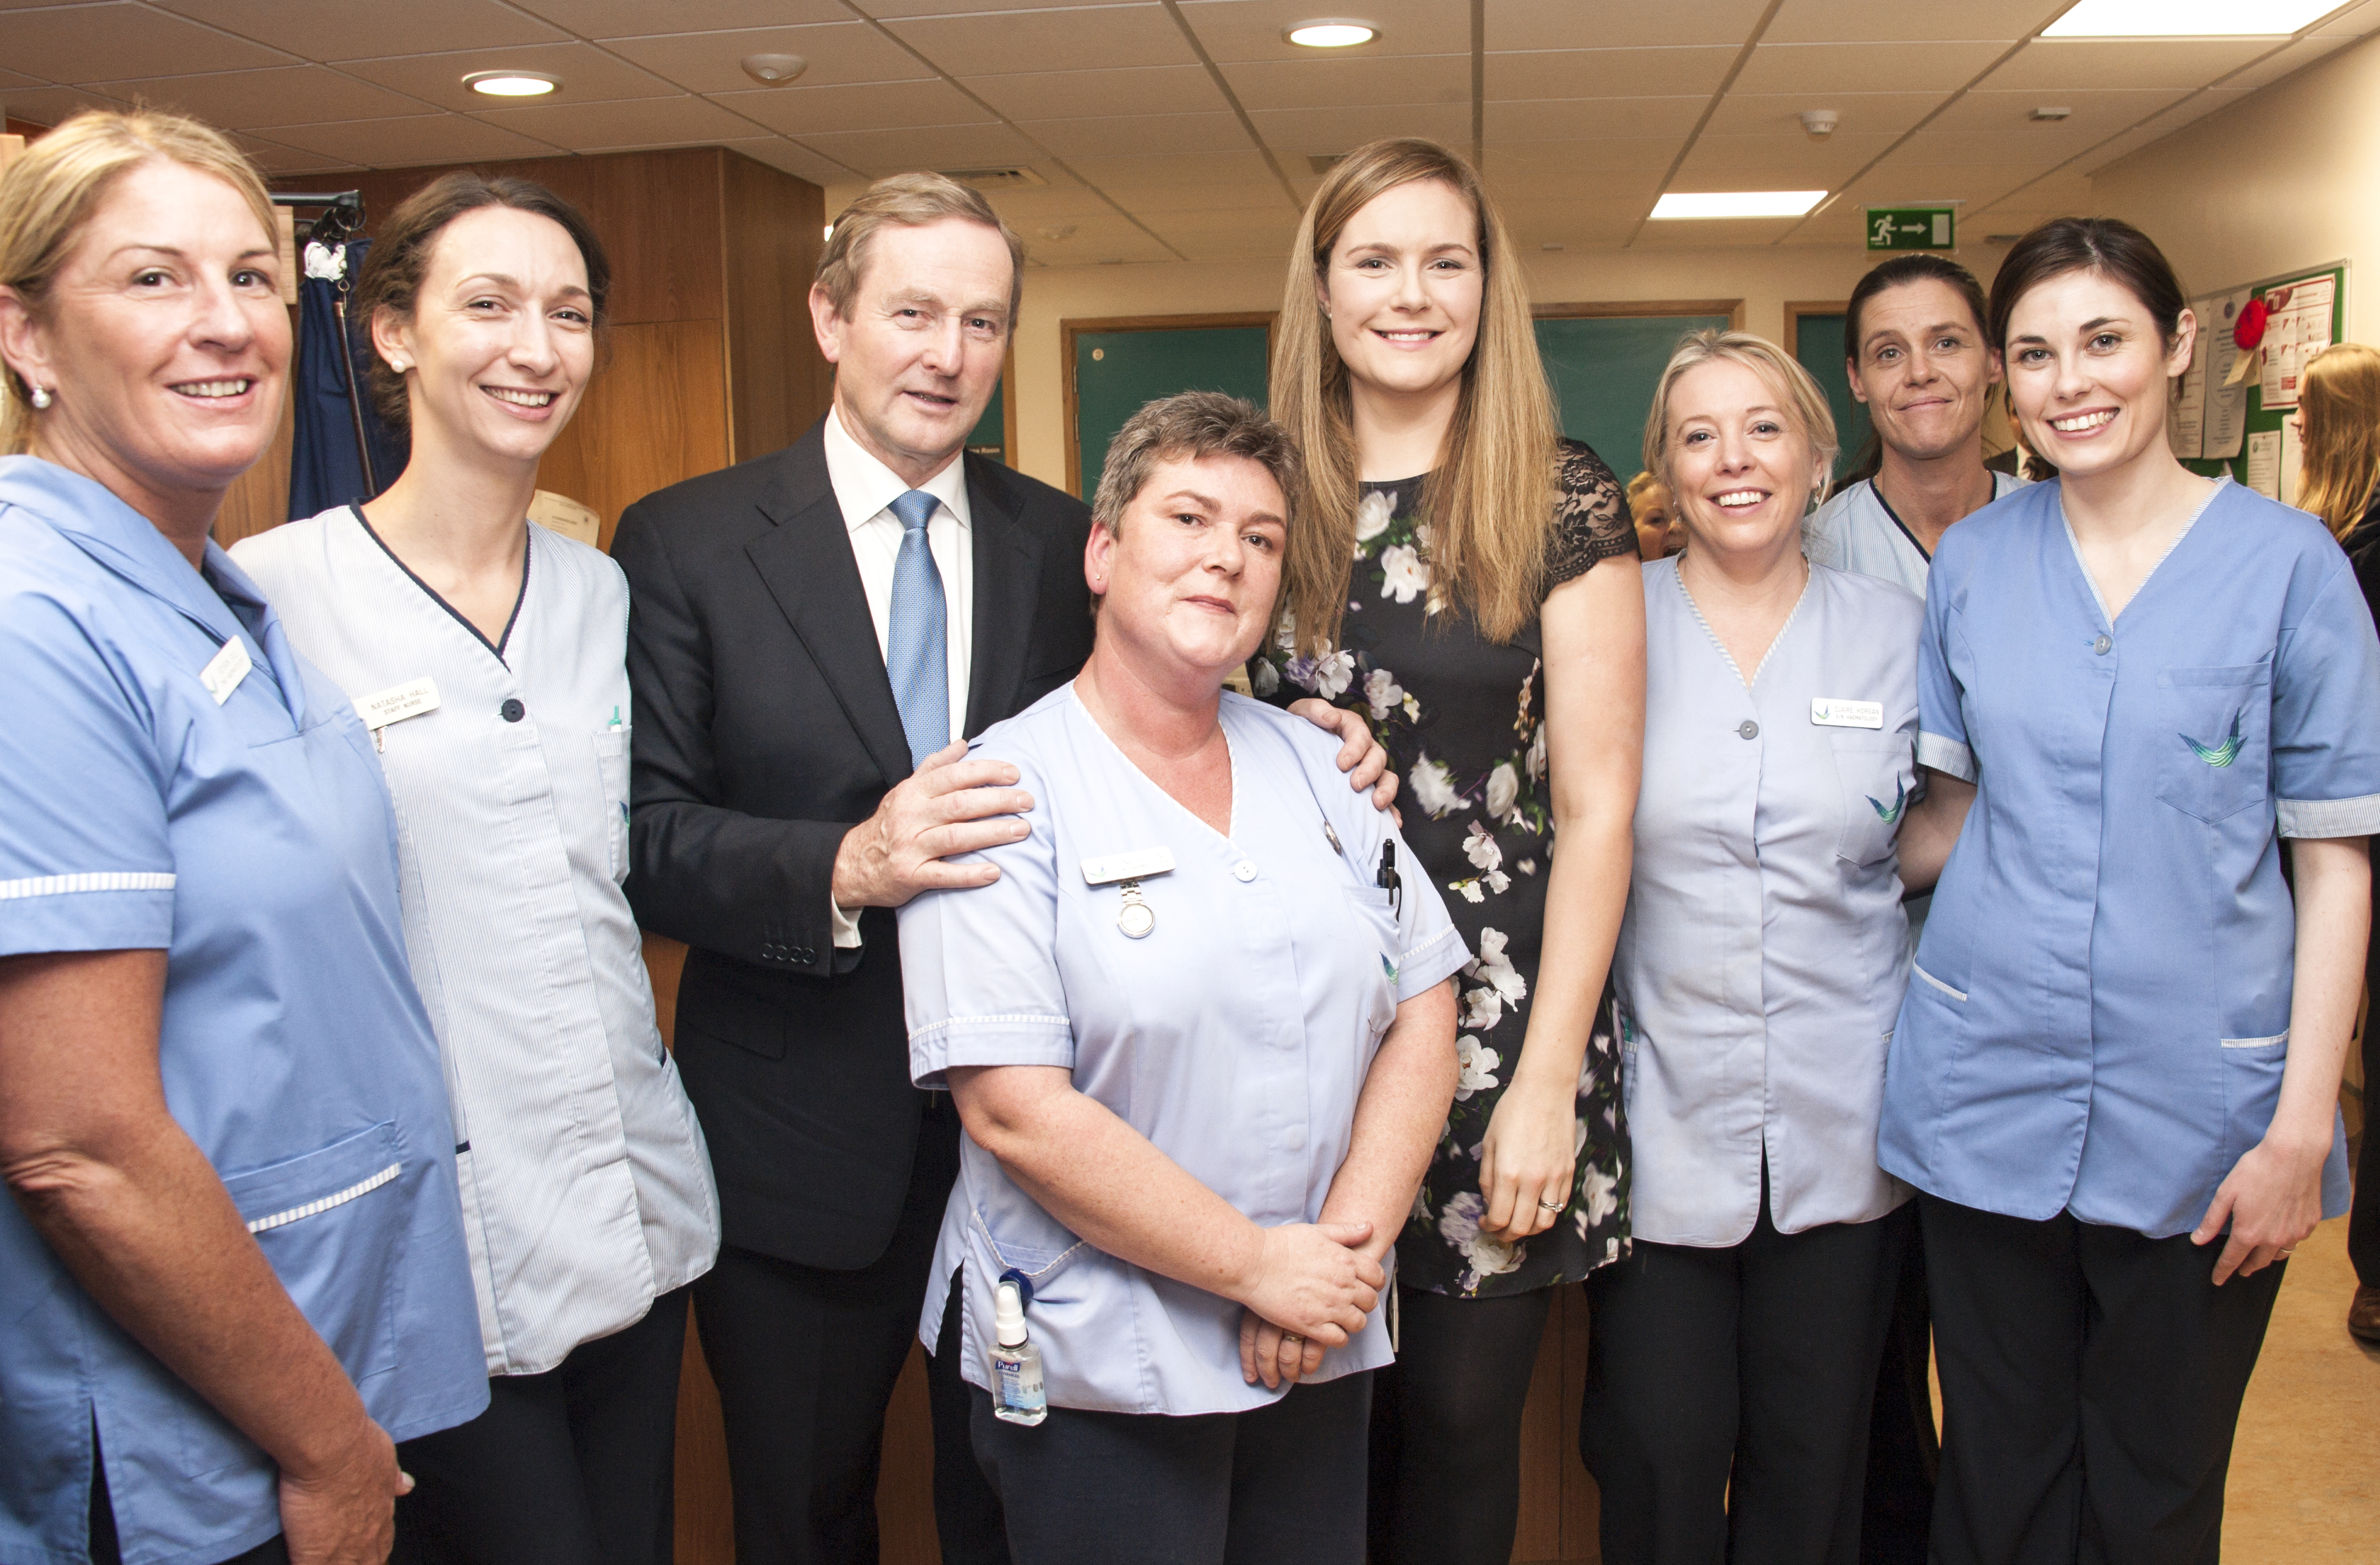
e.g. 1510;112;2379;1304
886;489;949;769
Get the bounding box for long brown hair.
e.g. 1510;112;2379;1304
1270;137;1557;653
2297;342;2380;538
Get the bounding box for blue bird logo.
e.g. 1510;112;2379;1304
1867;778;1906;824
2182;712;2244;768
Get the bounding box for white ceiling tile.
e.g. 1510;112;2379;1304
252;112;565;168
509;0;850;35
1980;38;2273;92
1762;0;2051;44
0;65;44;91
0;2;294;81
1060;147;1278;193
337;43;681;107
1633;215;1801;248
867;0;1174;15
1488;136;1688;176
980;185;1130;224
2314;0;2380;34
0;84;135;126
713;78;995;137
1486;96;1707;140
1703;91;1947;137
1733;41;2012;95
1175;0;1470;64
471;92;761;151
720;136;852;185
1244;101;1469;153
80;66;431;129
1486;47;1739;100
963;64;1222;119
1014;111;1251;157
1674;129;1899;177
230;131;353;173
1483;0;1773;52
1092;176;1295;214
1916;86;2197;167
886;5;1194;75
605;24;929;94
1217;52;1468;109
794;121;1044;176
150;0;565;60
2216;33;2357;94
1134;204;1297;256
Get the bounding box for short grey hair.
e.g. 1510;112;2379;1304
814;171;1024;328
1091;391;1304;540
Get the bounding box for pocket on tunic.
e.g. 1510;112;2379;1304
2218;1030;2289;1168
1339;885;1402;1042
2153;666;2270;825
1830;732;1915;867
180;1123;412;1475
595;727;631;882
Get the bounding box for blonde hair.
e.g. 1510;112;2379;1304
1643;329;1838;512
0;109;274;455
2297;342;2380;538
1624;469;1669;512
815;172;1024;328
1270;137;1559;653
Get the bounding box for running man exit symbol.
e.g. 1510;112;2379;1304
1866;207;1954;251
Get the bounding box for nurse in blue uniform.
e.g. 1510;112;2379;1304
0;112;485;1565
1881;217;2380;1565
900;393;1466;1565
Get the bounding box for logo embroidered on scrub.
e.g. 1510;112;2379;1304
1868;778;1906;823
2184;713;2244;768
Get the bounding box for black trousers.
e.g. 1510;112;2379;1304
1857;1235;1937;1564
1366;1283;1554;1565
391;1285;691;1565
1920;1195;2286;1565
1579;1199;1911;1565
970;1371;1371;1565
692;1103;1006;1565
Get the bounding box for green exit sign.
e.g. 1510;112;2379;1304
1866;207;1956;251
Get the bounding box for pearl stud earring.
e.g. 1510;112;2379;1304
29;385;52;409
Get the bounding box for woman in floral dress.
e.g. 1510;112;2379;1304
1255;137;1646;1565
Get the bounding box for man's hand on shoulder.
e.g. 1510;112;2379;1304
831;741;1037;911
1288;698;1398;814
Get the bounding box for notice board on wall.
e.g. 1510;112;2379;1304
2180;261;2347;504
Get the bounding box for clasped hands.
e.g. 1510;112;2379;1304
1234;1220;1382;1392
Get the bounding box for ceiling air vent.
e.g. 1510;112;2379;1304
939;167;1047;190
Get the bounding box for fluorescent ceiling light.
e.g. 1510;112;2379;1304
2044;0;2331;36
1651;190;1826;220
1287;22;1378;47
464;70;560;97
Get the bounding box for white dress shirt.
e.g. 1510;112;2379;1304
233;510;722;1376
823;405;976;946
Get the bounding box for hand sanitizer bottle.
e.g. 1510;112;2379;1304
989;1278;1047;1426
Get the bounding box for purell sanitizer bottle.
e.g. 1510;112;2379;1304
989;1278;1047;1426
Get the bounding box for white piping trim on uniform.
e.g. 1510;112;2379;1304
909;1014;1072;1042
2220;1032;2288;1050
1913;964;1968;1003
244;1162;400;1234
2277;794;2380;839
0;871;176;901
1916;732;1977;784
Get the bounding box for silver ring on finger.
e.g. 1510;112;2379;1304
1537;1197;1565;1212
1281;1333;1303;1346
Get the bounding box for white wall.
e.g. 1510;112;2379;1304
1006;241;1894;490
2091;32;2380;334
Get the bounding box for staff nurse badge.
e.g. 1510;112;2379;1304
1081;847;1175;940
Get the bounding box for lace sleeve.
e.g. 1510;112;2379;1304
1545;437;1638;590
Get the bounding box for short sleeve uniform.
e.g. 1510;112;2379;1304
0;459;486;1563
1881;478;2380;1237
900;688;1468;1416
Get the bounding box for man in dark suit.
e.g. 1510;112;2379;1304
613;172;1388;1565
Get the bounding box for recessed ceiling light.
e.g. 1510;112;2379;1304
2044;0;2331;36
1650;190;1827;220
464;70;560;97
1287;22;1378;47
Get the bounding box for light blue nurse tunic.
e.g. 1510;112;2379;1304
1880;477;2380;1238
0;459;488;1563
902;686;1469;1417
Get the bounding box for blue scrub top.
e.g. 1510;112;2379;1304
902;687;1469;1416
1881;477;2380;1238
0;459;486;1564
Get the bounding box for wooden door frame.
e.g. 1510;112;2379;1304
1782;299;1850;362
1061;311;1277;497
1532;297;1745;329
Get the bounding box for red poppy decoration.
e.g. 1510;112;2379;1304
2235;297;2270;351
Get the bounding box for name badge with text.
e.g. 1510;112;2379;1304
1081;847;1177;886
355;676;441;750
1810;697;1884;729
200;636;252;706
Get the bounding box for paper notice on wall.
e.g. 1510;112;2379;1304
2246;429;2283;499
2202;291;2251;460
2281;415;2303;508
2169;309;2207;459
2258;274;2335;410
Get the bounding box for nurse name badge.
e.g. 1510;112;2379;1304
1083;847;1174;940
1810;697;1884;729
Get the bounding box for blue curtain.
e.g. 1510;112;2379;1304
288;238;407;521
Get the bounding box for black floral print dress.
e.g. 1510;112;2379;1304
1254;439;1637;1296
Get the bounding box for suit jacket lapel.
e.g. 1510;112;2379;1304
745;429;915;785
963;453;1046;738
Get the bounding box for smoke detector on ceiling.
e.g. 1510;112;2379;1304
1799;109;1839;140
739;53;807;84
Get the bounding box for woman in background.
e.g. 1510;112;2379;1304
1627;469;1682;560
1255;135;1644;1565
233;173;719;1565
2294;339;2380;1345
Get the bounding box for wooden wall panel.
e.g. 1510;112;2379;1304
213;360;295;548
721;151;832;464
537;318;729;549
